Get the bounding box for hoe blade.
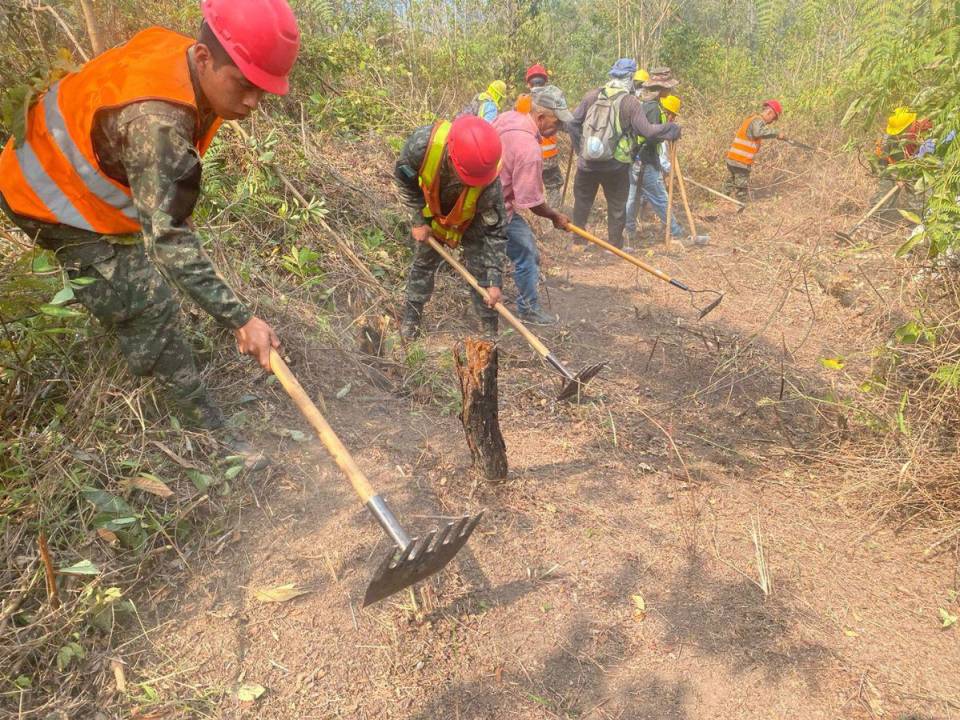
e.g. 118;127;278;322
557;362;607;402
362;512;484;607
696;294;724;320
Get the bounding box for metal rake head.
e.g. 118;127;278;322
690;290;724;320
362;512;484;607
557;361;608;402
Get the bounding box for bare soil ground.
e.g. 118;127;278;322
117;154;960;719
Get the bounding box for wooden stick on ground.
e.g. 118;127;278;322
683;176;746;209
454;339;507;481
664;142;677;245
38;531;60;609
673;151;698;238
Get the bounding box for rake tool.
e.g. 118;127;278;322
783;138;816;152
565;224;724;320
834;182;903;242
425;236;605;401
270;350;483;606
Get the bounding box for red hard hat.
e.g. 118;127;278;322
764;99;783;117
447;116;502;187
201;0;300;96
525;64;549;83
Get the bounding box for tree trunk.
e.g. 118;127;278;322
77;0;104;56
454;339;507;481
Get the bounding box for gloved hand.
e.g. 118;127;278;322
666;123;682;142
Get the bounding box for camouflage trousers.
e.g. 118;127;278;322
543;156;565;208
1;196;205;407
404;239;498;323
724;163;751;202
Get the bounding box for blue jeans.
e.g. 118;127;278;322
505;214;541;313
625;163;685;237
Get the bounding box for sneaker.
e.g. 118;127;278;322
519;306;558;326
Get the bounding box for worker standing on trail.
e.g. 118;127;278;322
465;81;508;123
395;116;507;340
492;85;573;326
515;65;566;207
0;0;299;440
625;94;685;247
724;100;787;202
569;58;681;249
871;107;932;220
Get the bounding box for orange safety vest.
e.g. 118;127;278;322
514;94;559;160
726;114;762;166
418;121;485;248
0;27;222;235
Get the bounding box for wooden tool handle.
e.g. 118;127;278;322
425;237;552;357
673;151;698;238
683;176;745;208
664;142;677;245
566;223;674;284
560;145;574;208
853;183;902;230
270;349;376;503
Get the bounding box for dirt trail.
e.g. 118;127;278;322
134;162;959;719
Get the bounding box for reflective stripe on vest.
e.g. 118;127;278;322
636;107;667;147
727;114;762;166
0;27;222;235
515;95;558;159
418;121;484;248
540;135;558;159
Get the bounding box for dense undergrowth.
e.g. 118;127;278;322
0;0;958;715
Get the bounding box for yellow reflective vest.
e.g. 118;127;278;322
418;121;484;247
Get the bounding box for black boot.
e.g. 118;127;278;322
400;300;425;340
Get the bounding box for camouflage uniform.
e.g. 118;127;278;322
394;125;507;329
0;90;249;426
724;116;780;201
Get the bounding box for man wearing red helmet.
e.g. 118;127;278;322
0;0;299;439
395;116;508;340
724;100;788;203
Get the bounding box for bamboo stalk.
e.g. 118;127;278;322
77;0;104;55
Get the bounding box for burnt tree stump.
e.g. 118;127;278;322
454;338;508;481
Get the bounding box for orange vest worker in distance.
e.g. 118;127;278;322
723;99;786;202
515;63;558;160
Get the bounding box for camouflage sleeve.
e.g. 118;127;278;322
748;117;779;141
462;178;507;288
395;126;432;227
117;103;252;330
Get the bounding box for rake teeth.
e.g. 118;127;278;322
362;511;485;607
556;362;607;402
696;294;724;320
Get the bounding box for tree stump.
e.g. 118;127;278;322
454;338;508;481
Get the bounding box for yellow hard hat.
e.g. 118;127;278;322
634;69;650;83
886;106;917;136
487;80;506;104
661;95;681;115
